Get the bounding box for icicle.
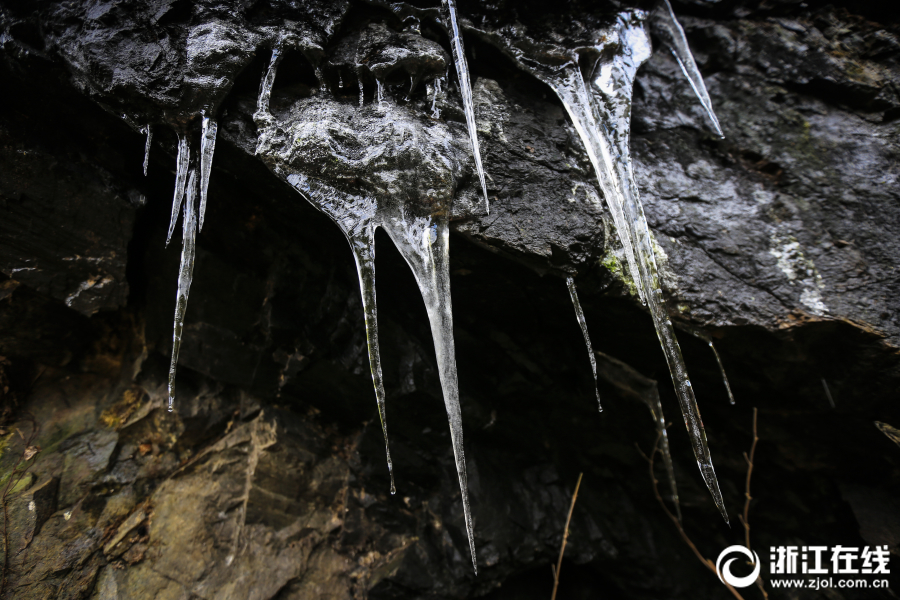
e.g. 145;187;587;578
284;175;396;496
166;134;190;247
199;113;218;231
595;351;681;520
349;231;396;495
382;211;477;574
359;78;365;107
821;378;835;409
646;380;681;522
257;47;282;117
168;169;199;412
141;125;152;176
708;340;735;405
376;79;385;106
566;276;602;411
282;171;477;572
652;0;723;137
431;76;443;119
442;0;489;214
875;421;900;448
339;73;344;89
495;12;726;521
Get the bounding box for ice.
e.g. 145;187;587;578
286;174;395;495
199;113;218;231
284;172;476;571
431;76;444;119
642;376;682;522
442;0;489;214
166;134;191;247
822;378;835;409
382;210;477;573
167;169;199;412
480;11;727;522
652;0;724;137
596;351;681;520
256;47;283;118
708;340;735;405
566;276;602;411
376;79;384;106
875;421;900;448
141;124;152;176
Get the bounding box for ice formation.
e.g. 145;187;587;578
168;169;199;412
566;276;602;411
473;10;728;522
199;113;218;231
254;58;477;570
442;0;489;214
141;125;152;176
709;339;736;405
151;0;733;568
642;374;682;522
652;0;724;137
166;134;191;247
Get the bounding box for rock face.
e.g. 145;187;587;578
0;1;898;599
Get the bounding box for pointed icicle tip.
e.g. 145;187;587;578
566;276;603;412
442;0;490;215
655;0;724;138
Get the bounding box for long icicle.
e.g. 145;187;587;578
652;0;723;137
348;229;396;495
284;174;396;496
546;18;727;522
199;113;218;231
168;169;199;412
383;213;477;574
166;133;190;246
442;0;490;214
566;276;602;411
585;16;727;522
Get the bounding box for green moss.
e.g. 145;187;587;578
600;252;640;299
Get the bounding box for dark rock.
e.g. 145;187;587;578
0;1;897;599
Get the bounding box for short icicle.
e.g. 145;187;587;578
652;0;723;137
168;169;199;412
142;125;152;176
442;0;489;214
257;47;283;118
566;276;602;411
166;133;191;246
382;212;477;574
708;340;735;405
199;113;218;231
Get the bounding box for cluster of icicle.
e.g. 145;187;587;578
146;110;218;414
154;0;738;573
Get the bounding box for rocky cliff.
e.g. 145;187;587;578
0;0;898;598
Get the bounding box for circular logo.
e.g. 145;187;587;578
716;545;761;588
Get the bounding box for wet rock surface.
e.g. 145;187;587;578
0;1;898;599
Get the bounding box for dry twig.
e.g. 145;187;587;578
550;472;583;600
637;433;745;600
737;408;768;599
